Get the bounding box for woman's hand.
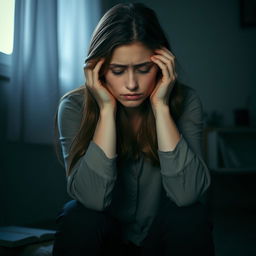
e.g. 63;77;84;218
150;47;177;109
84;59;116;112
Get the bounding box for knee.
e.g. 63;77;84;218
52;200;121;255
57;200;111;230
160;201;215;255
161;201;211;236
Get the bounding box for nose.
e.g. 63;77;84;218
125;70;138;91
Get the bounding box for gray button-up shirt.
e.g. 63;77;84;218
57;85;211;245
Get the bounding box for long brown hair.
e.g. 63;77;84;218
54;3;186;176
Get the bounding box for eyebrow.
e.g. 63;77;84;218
109;61;153;68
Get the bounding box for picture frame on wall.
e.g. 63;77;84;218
240;0;256;27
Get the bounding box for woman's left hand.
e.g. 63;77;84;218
150;47;177;108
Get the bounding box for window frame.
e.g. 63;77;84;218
0;0;15;78
0;52;12;78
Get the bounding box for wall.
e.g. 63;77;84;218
1;0;256;227
1;142;70;226
0;78;70;227
104;0;256;126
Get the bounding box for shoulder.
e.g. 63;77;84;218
178;83;203;111
179;83;201;103
175;83;204;124
57;87;85;132
58;87;84;115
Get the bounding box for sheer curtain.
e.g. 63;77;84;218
7;0;101;144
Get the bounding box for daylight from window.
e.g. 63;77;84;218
0;0;15;55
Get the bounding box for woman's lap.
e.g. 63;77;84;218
52;200;123;256
140;194;215;256
52;197;214;256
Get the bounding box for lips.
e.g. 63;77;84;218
123;94;142;96
122;94;143;100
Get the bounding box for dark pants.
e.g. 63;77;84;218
52;193;215;256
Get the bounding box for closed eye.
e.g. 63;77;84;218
136;63;154;74
111;69;125;75
136;68;151;74
110;62;154;75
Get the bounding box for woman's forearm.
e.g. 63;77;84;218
93;107;117;159
154;104;181;152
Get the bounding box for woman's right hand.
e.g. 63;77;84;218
84;59;116;112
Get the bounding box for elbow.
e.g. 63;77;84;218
165;182;211;207
177;182;211;207
67;179;113;212
81;201;111;212
175;190;211;207
67;188;112;212
173;166;211;207
89;197;113;212
171;193;198;207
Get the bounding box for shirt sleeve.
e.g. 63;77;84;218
57;93;117;211
157;87;211;206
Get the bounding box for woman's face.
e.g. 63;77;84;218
104;42;159;109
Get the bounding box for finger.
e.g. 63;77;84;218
153;56;177;82
154;48;175;61
151;55;172;78
162;49;177;79
152;55;177;82
153;52;172;64
151;56;170;82
84;60;97;86
93;59;105;87
84;59;97;69
84;64;93;87
160;47;176;59
155;47;177;78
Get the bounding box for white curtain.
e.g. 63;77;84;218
7;0;101;144
58;0;101;96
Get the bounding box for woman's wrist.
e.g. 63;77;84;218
151;102;169;117
100;105;116;119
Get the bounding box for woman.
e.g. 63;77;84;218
52;3;214;256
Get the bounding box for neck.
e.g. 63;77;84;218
121;99;149;119
124;107;142;119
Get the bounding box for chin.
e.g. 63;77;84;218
119;100;144;108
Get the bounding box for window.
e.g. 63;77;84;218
0;0;15;77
